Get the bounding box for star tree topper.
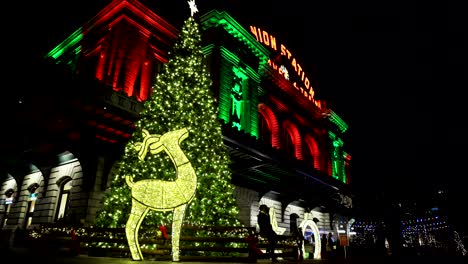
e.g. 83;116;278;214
188;0;198;17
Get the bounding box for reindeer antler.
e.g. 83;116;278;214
134;129;149;153
135;129;161;160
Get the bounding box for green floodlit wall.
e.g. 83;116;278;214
328;131;346;184
200;9;270;140
330;111;348;183
216;47;261;138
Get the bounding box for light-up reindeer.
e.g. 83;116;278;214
125;128;197;261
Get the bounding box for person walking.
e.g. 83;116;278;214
246;229;263;258
292;227;304;260
258;204;278;262
69;226;80;256
321;233;328;259
326;232;335;259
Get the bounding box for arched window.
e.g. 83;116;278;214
258;104;280;149
259;114;271;147
56;179;73;222
290;213;299;235
1;189;14;228
282;121;303;160
281;128;295;158
24;183;39;228
304;135;321;171
303;144;314;163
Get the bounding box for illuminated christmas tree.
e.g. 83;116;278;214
96;15;241;229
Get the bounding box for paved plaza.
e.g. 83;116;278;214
3;247;467;264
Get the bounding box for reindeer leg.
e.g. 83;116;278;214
171;204;187;262
126;199;149;261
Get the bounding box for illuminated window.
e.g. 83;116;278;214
258;104;280;149
332;139;342;180
259;115;271;147
1;189;14;228
56;179;73;221
230;76;244;130
281;129;295;158
230;67;247;131
304;136;321;171
290;213;299;235
303;143;314;165
24;183;39;228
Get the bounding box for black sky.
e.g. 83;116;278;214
5;1;467;210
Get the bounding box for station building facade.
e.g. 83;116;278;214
1;0;354;242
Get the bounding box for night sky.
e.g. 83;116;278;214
4;1;466;221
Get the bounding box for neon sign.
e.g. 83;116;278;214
250;25;323;109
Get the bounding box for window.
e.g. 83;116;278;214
259;115;271;147
281;129;295;158
56;179;73;221
24;184;39;228
1;189;14;228
290;213;299;235
303;143;314;164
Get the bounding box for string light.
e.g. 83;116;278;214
94;15;242;257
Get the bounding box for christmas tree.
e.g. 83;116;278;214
95;15;241;229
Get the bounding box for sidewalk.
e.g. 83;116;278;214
4;247;467;264
3;247;322;264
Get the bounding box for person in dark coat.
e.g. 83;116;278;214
257;204;278;262
321;233;328;259
326;232;336;259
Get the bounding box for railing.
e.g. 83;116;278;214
22;224;299;262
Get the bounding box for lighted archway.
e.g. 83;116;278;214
299;212;321;259
258;103;280;148
282;120;303;160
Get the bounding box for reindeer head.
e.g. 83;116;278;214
134;129;161;160
134;128;189;160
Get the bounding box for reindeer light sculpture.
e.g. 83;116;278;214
125;127;197;261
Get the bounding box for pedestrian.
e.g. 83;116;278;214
321;233;327;259
245;229;263;258
292;227;304;260
326;232;335;258
375;221;387;256
257;204;278;262
70;226;80;256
